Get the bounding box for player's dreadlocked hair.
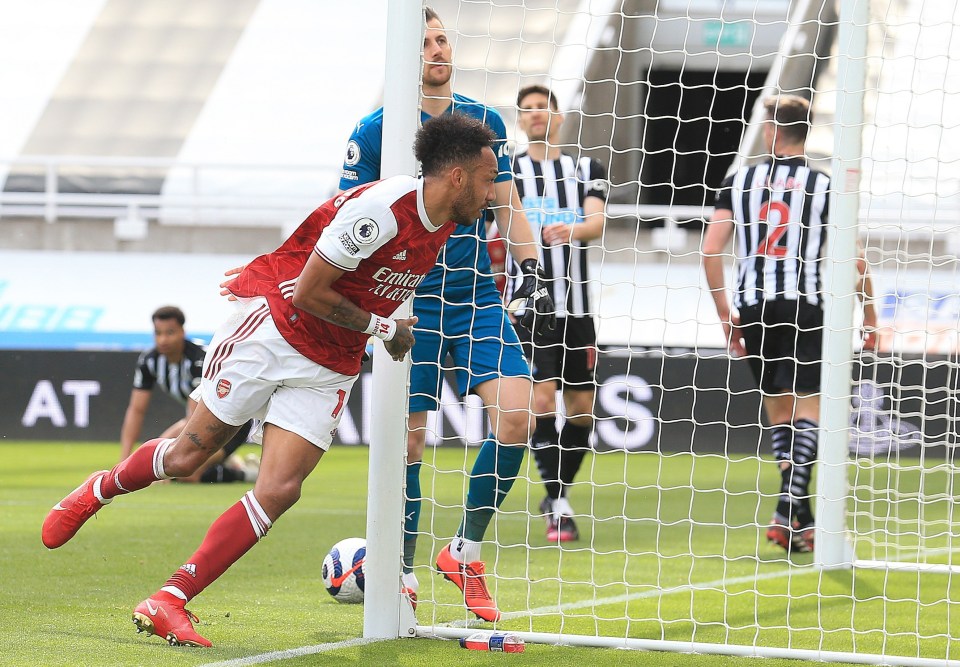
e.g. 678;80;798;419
414;114;497;177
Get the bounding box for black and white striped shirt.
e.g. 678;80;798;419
715;157;830;309
133;339;205;404
507;152;607;318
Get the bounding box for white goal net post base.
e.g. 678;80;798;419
418;626;960;667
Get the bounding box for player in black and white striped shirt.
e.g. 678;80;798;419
119;306;256;483
703;95;877;553
507;85;608;542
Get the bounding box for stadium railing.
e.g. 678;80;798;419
0;155;336;229
1;156;956;255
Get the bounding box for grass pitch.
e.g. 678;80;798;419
2;441;957;666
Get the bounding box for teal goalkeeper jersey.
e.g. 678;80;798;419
338;93;512;295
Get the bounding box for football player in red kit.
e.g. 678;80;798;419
41;113;499;648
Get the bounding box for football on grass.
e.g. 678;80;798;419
322;537;366;603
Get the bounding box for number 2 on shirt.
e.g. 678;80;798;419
755;200;790;257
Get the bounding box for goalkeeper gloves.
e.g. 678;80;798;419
510;258;556;336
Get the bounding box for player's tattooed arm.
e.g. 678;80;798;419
293;252;381;334
324;296;377;332
292;251;358;323
304;290;417;360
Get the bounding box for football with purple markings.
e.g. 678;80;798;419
321;537;366;603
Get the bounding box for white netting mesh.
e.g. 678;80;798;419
404;1;960;664
849;0;960;576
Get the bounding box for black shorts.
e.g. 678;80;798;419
738;300;823;394
514;316;597;389
222;420;254;457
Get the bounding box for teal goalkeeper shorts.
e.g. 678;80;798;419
409;280;530;414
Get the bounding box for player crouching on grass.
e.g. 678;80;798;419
119;305;259;484
41;113;499;648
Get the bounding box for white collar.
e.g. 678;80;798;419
417;178;444;232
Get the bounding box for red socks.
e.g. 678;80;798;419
161;491;272;602
100;438;172;500
103;442;274;605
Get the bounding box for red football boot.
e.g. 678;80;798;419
435;545;501;622
551;515;580;542
765;518;792;552
132;596;211;647
41;470;111;549
539;497;559;540
792;521;815;553
402;586;418;611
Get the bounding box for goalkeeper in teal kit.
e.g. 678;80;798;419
338;7;555;622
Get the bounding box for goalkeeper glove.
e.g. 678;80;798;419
510;259;556;336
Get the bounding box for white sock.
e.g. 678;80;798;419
553;496;574;518
153;438;175;480
401;571;420;593
160;585;188;601
450;536;481;564
91;474;112;505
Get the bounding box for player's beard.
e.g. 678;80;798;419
450;183;483;226
423;62;452;89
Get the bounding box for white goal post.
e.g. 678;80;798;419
816;0;866;570
363;0;422;641
364;0;960;664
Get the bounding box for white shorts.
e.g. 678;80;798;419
200;297;356;450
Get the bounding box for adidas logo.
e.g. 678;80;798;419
392;250;407;261
180;563;197;577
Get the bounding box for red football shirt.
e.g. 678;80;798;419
228;176;453;375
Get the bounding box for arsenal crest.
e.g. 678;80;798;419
216;378;232;399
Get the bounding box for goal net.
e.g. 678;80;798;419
366;0;960;664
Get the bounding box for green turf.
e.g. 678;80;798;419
2;442;957;666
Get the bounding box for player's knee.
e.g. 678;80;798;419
494;409;533;445
767;409;793;426
563;391;595;421
406;430;427;460
532;395;555;416
255;480;303;517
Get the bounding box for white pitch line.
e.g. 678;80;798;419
436;566;813;629
196;544;959;665
191;569;803;666
197;637;383;667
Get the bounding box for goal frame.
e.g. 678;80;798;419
362;0;421;641
363;1;960;664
